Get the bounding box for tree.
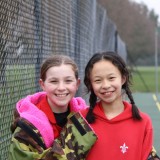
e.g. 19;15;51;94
98;0;159;65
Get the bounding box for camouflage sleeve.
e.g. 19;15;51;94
8;126;53;160
48;112;97;160
9;112;97;160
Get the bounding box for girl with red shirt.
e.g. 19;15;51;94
82;51;159;160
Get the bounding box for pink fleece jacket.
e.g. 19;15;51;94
16;91;88;148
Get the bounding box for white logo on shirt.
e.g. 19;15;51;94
120;143;128;154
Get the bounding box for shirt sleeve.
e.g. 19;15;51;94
141;116;153;160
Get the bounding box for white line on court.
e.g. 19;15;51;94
152;94;160;111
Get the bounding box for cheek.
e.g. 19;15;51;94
115;81;123;90
91;83;99;92
70;83;79;92
43;83;56;91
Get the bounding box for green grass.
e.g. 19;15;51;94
1;65;36;104
131;66;160;93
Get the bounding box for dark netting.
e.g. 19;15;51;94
0;0;127;159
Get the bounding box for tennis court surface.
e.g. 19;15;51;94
133;93;160;156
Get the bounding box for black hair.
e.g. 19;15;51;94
84;51;142;123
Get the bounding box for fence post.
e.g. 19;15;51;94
34;0;42;92
155;28;159;95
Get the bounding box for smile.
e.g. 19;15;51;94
102;91;113;95
55;93;68;97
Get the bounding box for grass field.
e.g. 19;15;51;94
131;66;160;93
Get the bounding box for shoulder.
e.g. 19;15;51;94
140;111;152;122
139;110;153;129
80;108;89;117
69;97;89;112
123;101;152;123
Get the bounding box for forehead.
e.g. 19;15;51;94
91;60;120;76
46;64;75;77
92;60;117;70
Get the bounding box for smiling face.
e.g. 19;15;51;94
90;60;126;107
39;64;80;113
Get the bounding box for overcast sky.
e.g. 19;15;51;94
133;0;160;22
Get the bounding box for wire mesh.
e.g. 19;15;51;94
0;0;127;159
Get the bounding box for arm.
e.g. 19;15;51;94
141;114;153;160
9;121;52;160
9;112;97;160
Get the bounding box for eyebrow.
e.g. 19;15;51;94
48;76;75;80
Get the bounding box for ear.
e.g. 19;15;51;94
122;76;126;86
76;78;81;90
39;79;45;91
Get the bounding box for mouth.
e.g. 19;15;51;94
102;91;113;96
55;93;69;97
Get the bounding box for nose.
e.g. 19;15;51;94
57;81;66;90
101;79;110;89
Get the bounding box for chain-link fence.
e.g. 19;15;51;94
0;0;127;159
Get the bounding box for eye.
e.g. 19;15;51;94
65;79;73;83
50;80;58;83
51;81;57;83
94;79;101;83
109;77;115;80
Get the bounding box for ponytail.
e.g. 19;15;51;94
125;87;142;120
86;91;97;123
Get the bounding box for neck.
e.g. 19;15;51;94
101;100;124;120
47;98;68;113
